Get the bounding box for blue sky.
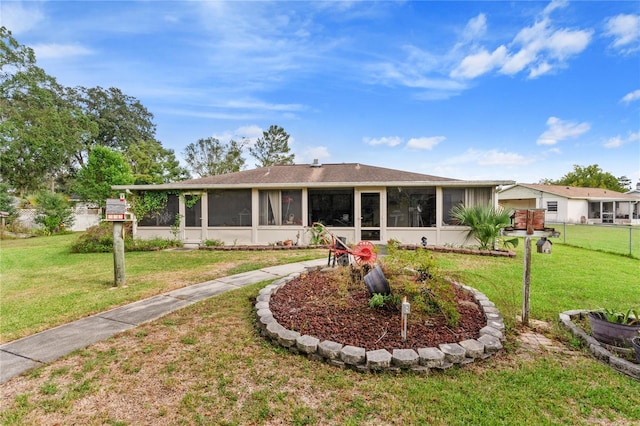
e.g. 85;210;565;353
3;0;639;185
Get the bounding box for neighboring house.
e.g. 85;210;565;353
17;202;101;232
626;182;640;198
114;162;514;247
498;184;640;225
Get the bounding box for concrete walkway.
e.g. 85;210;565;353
0;258;326;384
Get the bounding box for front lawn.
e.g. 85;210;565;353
1;233;639;424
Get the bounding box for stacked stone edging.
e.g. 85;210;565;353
399;244;516;258
559;310;640;381
255;270;505;373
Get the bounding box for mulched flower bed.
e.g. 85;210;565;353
269;269;487;352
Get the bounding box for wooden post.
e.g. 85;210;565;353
522;236;531;326
113;221;126;286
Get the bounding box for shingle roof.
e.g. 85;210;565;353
113;162;515;191
181;163;458;185
514;184;640;200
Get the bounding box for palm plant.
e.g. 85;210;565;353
450;204;513;250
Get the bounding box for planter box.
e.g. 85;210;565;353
588;312;640;348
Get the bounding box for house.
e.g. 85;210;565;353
498;184;640;225
114;162;514;247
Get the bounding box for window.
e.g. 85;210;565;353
387;187;436;227
442;188;465;225
139;194;179;226
588;202;600;219
185;195;202;227
207;189;252;226
546;201;558;212
308;189;353;227
442;187;493;225
259;190;302;225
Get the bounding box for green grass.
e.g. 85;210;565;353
0;233;326;342
1;232;639;424
548;222;640;258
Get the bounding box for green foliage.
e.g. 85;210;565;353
368;293;399;309
183;137;246;178
128;190;179;223
380;247;460;327
125;139;190;184
306;222;331;245
0;183;18;224
33;191;75;234
543;164;626;192
69;222;114;252
594;308;639;325
73;146;134;208
248;125;294;167
0;29;95;195
450;204;512;250
70;222;182;253
203;239;225;247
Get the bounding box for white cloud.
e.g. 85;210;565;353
363;136;403;147
442;148;534;167
452;2;592;80
462;14;487;42
450;46;508;79
224;100;307;112
604;14;640;54
536;116;590;145
406;136;445;150
0;2;44;34
31;43;93;59
604;131;640;148
621;89;640;104
296;146;330;164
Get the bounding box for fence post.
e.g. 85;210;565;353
563;222;566;244
630;227;633;257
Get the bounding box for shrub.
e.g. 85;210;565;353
71;223;183;253
203;239;224;247
34;191;75;235
380;247;460;327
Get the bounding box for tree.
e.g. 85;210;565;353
125;139;190;184
248;125;295;167
34;190;75;234
618;176;632;191
72;146;134;208
67;86;157;167
0;27;95;195
0;182;18;225
183;137;246;177
549;164;626;192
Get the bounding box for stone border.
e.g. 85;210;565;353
255;269;505;373
559;310;640;381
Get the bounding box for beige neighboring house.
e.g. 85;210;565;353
498;184;640;225
114;162;514;247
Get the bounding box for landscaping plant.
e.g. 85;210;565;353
450;204;512;250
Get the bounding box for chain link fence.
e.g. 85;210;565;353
547;222;640;258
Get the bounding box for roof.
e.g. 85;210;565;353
502;184;640;201
114;162;515;190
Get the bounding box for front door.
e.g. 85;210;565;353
360;192;380;241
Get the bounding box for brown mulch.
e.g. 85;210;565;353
269;269;486;352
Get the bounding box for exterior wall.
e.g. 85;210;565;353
566;199;587;224
134;184;499;247
499;198;535;210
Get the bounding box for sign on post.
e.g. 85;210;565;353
105;196;132;287
501;209;559;326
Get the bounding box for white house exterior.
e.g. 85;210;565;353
498;184;640;225
114;162;514;247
